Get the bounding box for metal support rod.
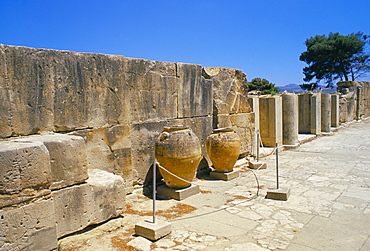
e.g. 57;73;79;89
256;129;260;162
276;143;279;189
153;160;156;223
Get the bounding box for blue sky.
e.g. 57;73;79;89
1;0;369;86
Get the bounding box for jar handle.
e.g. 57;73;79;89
160;132;170;141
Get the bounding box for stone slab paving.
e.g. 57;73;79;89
59;118;370;251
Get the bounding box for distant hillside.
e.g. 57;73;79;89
277;84;337;94
278;84;303;93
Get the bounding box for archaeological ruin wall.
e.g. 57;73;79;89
0;44;254;189
0;44;255;248
337;81;370;122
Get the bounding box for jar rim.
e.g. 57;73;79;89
163;126;189;132
212;128;234;133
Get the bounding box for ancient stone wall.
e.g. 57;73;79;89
0;45;255;248
0;45;220;188
0;44;256;189
337;81;370;122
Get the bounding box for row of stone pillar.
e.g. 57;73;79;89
249;92;340;148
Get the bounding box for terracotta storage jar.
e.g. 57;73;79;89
206;128;241;172
155;126;202;188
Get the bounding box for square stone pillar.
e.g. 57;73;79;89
248;97;260;156
259;96;283;147
248;97;260;132
282;93;299;146
311;93;321;134
321;93;331;132
331;94;340;127
298;93;321;135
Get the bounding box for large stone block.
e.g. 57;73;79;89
259;96;283;147
282;93;299;146
0;45;133;135
53;52;130;130
0;45;55;136
177;63;213;118
321;93;331;132
203;67;251;115
310;93;321;134
0;199;58;251
0;88;12;138
53;169;125;238
298;93;321;134
331;94;340;127
0;141;51;195
13;134;88;190
125;58;178;122
71;125;132;190
130;120;169;184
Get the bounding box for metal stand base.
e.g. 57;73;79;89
135;219;171;241
266;187;290;201
248;161;267;170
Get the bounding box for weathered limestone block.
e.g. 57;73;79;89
177;63;213;118
311;93;321;134
71;125;132;190
0;88;12;138
298;93;321;134
125;59;179;122
0;45;132;135
359;82;370;117
331;94;340;127
0;45;55;136
216;113;255;156
321;93;331;132
53;52;129;130
247;97;260;156
13;134;88;190
0;141;51;195
259;96;283;147
298;93;313;133
53;169;125;238
282;93;298;146
0;199;58;251
202;67;251;115
130;121;167;184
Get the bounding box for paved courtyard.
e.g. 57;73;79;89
59;118;370;251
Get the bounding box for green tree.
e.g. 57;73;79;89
299;32;370;88
247;78;280;95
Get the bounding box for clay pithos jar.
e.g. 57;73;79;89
206;128;241;172
155;126;202;189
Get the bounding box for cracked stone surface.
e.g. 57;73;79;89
58;118;370;250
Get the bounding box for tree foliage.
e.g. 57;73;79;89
247;78;280;95
299;83;319;92
299;32;370;87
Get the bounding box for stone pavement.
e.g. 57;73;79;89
59;118;370;251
